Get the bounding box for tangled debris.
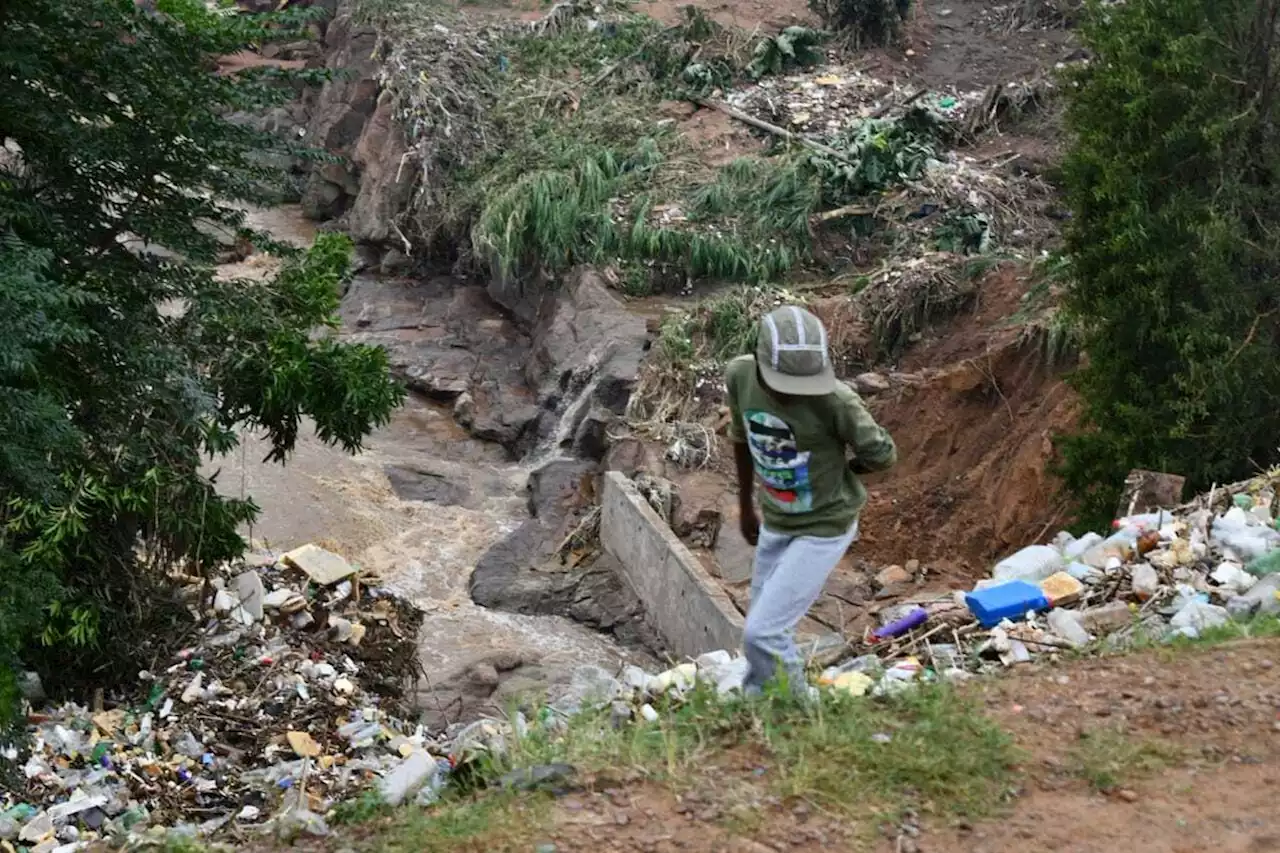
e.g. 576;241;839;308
2;545;425;849
810;472;1280;694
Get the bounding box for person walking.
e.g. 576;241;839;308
726;305;897;697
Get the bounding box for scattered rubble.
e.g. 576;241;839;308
2;545;426;848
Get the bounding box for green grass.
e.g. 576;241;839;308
332;685;1017;852
1067;725;1185;792
350;793;553;853
1162;612;1280;649
494;684;1018;821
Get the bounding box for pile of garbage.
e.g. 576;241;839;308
1;544;428;850
725;62;979;136
810;473;1280;697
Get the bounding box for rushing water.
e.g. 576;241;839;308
206;206;636;681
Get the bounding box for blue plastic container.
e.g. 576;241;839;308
964;580;1050;628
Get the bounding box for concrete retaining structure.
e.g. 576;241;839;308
600;472;745;658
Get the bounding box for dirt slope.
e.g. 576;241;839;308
856;264;1077;579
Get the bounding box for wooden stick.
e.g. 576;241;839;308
695;98;854;163
814;201;875;222
868;87;928;119
585;25;682;87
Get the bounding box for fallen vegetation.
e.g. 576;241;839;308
362;0;1048;299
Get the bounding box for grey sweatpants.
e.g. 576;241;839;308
743;520;859;695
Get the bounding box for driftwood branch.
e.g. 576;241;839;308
813;202;875;222
694;98;854;163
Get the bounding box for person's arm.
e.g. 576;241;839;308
726;359;759;545
733;441;759;545
835;389;897;474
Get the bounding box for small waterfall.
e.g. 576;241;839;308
524;352;604;468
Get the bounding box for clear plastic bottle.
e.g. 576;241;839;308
991;545;1064;583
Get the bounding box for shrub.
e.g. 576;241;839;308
808;0;911;46
1056;0;1280;526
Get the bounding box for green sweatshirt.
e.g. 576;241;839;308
726;355;898;538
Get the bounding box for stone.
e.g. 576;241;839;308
520;268;648;417
379;247;413;275
235;570;265;621
300;178;345;221
453;391;476;427
499;763;576;792
876;564;912;589
282;544;356;586
470;403;540;448
603;436;653;476
403;365;470;399
344;97;415;244
851;372;892;395
573;406;612;460
18;670;45;703
384;463;472;506
552;665;623;714
1116;469;1186;518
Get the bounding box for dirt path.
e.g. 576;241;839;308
529;638;1280;853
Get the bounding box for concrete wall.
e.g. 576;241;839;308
600;472;745;659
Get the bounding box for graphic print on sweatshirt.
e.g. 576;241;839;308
744;410;813;513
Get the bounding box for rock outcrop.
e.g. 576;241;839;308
298;5;413;246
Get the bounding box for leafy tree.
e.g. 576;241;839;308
0;0;404;715
1057;0;1280;526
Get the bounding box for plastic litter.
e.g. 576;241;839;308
1047;609;1091;648
1169;600;1230;639
991;545;1063;583
870;606;927;641
1130;563;1159;600
964;580;1049;627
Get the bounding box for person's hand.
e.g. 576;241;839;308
739;504;760;546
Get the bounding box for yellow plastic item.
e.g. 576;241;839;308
1039;571;1084;605
830;671;874;697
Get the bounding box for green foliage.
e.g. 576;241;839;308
0;0;403;714
471;137;810;288
747;27;827;80
810;107;944;201
1055;0;1280;527
808;0;911;46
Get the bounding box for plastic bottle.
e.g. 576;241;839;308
870;607;927;642
1063;532;1103;561
1113;510;1173;530
991;545;1064;583
1081;526;1144;569
1047;609;1091;648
